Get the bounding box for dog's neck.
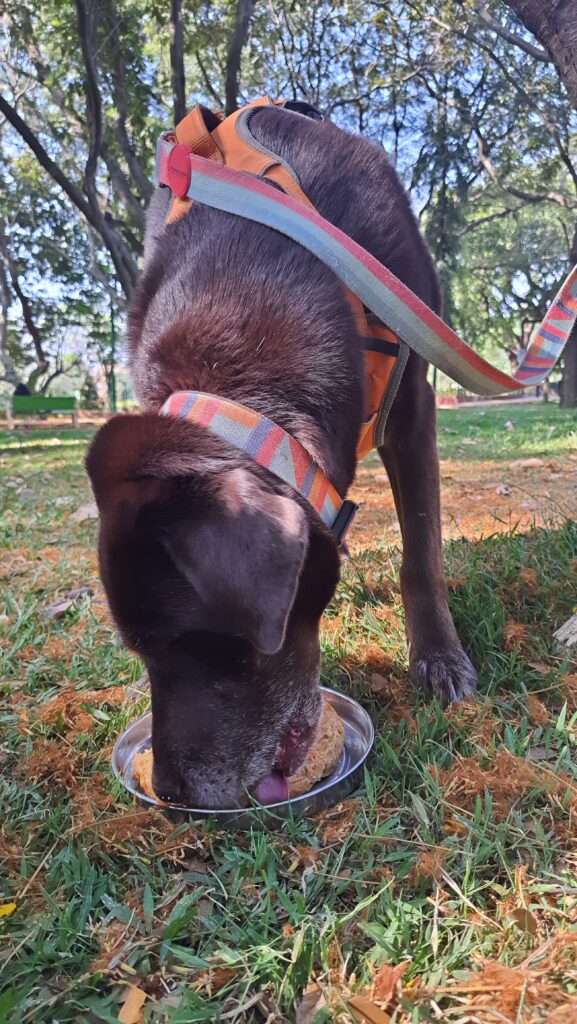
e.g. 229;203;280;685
161;389;359;541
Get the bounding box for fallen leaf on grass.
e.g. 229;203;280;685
118;985;147;1024
410;849;446;885
528;661;550;676
0;903;16;917
41;599;75;621
41;586;93;621
348;994;392;1023
296;985;326;1024
69;502;99;523
372;962;409;1008
369;673;388;693
507;907;539;937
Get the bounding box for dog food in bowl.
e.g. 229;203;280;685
112;687;374;826
132;699;345;803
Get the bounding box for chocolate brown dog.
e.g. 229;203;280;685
87;105;477;808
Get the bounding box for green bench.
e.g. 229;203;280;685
6;395;79;429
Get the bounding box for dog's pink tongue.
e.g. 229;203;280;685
253;771;289;805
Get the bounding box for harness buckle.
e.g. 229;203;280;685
331;500;360;546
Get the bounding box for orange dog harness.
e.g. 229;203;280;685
159;97;406;460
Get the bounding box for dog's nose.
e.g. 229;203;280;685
152;762;187;805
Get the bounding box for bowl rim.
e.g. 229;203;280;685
111;685;375;815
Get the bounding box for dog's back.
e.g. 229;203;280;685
128;108;439;491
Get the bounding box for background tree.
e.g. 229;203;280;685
1;0;576;404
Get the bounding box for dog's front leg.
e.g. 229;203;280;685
378;358;477;704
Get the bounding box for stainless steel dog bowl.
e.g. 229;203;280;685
112;686;374;827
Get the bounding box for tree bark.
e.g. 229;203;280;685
560;328;577;407
502;1;577;110
170;0;186;124
225;0;256;115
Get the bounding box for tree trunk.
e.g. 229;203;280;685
170;0;186;124
560;327;577;407
225;0;256;115
502;1;577;110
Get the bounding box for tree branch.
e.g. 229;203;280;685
502;0;577;110
103;2;153;203
471;5;550;62
170;0;186;124
195;50;224;109
0;218;49;376
224;0;256;115
0;93;94;224
40;358;81;395
74;0;138;294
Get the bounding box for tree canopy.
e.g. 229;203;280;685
1;0;576;403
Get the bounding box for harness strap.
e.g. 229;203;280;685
162;391;358;541
157;146;577;396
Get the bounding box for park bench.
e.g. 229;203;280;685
6;395;79;429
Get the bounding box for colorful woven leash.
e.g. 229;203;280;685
162;391;358;538
157;137;577;397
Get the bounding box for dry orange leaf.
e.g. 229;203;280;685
348;994;392;1024
118;985;147;1024
372;961;408;1007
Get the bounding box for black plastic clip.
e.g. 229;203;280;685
331;499;360;546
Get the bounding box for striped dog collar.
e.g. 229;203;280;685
161;391;358;541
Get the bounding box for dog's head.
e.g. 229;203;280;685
87;413;340;807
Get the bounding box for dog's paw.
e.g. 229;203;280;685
410;645;477;705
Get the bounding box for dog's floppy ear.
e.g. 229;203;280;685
162;469;309;655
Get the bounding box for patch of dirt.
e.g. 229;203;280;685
349;454;575;552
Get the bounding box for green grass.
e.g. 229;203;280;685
1;404;577;1023
436;400;577;462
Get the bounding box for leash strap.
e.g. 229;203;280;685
157;137;577;397
162;391;359;540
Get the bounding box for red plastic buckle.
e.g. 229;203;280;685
167;144;192;199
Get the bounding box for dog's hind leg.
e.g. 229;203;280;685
378;354;477;705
